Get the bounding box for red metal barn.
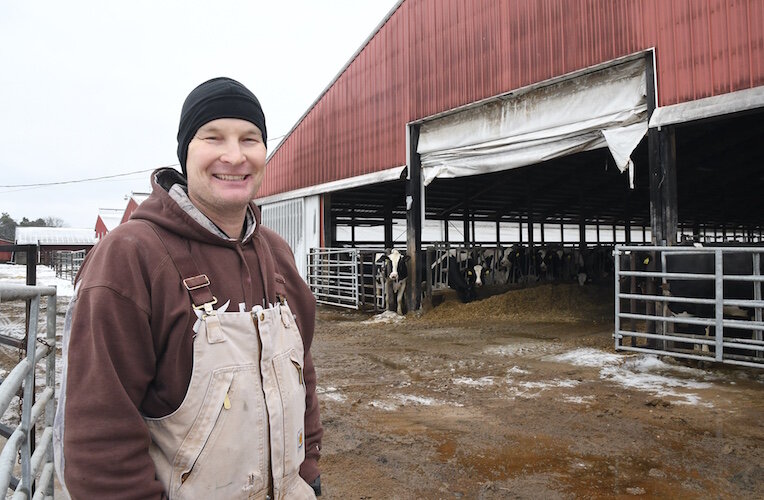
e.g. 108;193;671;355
0;238;13;263
256;0;764;309
120;192;150;224
94;208;125;241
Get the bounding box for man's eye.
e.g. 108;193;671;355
202;136;221;141
242;137;261;144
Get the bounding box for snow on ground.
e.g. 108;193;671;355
551;347;622;367
369;400;398;411
369;393;464;411
452;376;495;387
316;385;347;402
0;263;75;298
484;342;560;357
517;379;580;390
507;366;530;375
362;310;405;324
563;395;596;404
550;347;716;406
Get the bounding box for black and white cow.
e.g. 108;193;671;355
663;247;762;357
378;249;409;315
665;250;757;319
447;256;477;303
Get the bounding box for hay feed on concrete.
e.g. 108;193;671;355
416;283;613;326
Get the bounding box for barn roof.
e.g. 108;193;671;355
15;227;96;246
128;192;150;205
97;208;124;231
261;0;764;200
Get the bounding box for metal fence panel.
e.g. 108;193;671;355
0;283;57;497
614;245;764;368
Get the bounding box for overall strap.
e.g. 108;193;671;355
252;230;280;306
140;221;217;311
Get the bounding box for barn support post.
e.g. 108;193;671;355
444;218;449;242
406;124;423;313
578;202;586;250
495;215;501;246
350;208;356;246
322;193;335;248
384;197;394;249
647;125;678;245
463;197;471;247
646;51;678;247
596;218;601;244
624;188;632;243
526;179;534;247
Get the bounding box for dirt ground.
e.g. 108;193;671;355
311;283;764;499
2;281;762;499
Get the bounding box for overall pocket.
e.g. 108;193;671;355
272;349;307;477
172;366;267;499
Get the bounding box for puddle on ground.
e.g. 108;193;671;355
430;431;719;497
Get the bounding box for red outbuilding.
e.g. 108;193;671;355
95;208;125;241
0;237;12;263
121;192;150;224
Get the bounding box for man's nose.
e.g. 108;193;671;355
220;139;246;164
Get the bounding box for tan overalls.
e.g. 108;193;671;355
144;226;316;500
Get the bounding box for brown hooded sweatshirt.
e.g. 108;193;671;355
55;168;322;499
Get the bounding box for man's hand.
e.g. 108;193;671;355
309;475;321;496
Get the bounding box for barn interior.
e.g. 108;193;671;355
326;107;764;249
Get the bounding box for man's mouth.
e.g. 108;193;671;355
213;174;249;181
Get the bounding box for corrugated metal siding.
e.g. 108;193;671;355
260;0;764;198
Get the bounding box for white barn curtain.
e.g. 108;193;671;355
417;59;648;189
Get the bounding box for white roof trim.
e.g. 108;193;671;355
255;165;406;205
649;87;764;128
15;227;96;246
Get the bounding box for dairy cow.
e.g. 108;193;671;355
378;249;409;315
665;250;757;319
447;256;478;302
663;247;762;357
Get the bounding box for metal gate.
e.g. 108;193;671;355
307;248;383;310
614;245;764;368
0;283;58;498
51;250;85;283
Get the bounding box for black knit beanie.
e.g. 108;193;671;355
176;77;267;175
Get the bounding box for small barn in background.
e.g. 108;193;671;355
95;208;125;241
0;238;12;263
121;192;150;224
14;227;96;265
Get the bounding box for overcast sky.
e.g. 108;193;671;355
0;0;399;229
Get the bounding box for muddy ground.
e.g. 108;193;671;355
311;283;764;499
2;280;763;499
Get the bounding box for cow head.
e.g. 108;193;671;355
466;262;485;288
385;249;409;282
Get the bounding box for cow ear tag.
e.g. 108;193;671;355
643;257;650;265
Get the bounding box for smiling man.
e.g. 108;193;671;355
54;78;322;499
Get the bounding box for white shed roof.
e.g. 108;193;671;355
15;227;96;246
128;192;150;205
97;208;125;231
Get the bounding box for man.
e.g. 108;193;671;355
54;77;322;499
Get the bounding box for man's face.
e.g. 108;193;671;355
186;118;267;219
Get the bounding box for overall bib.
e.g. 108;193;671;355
144;225;316;500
